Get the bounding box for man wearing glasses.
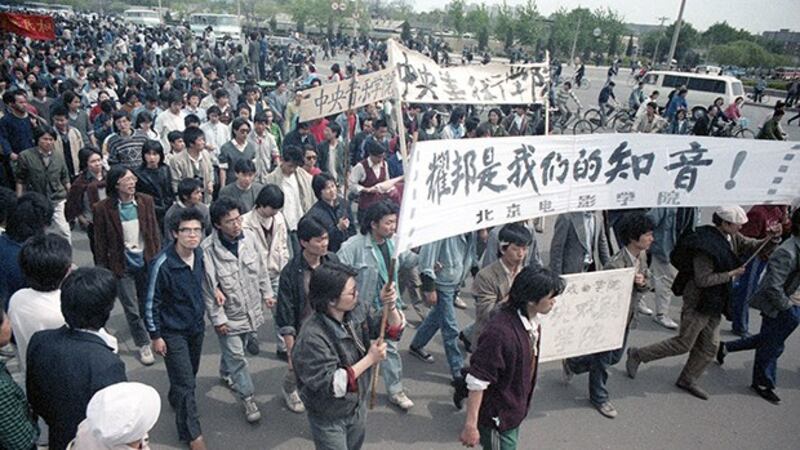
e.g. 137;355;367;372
144;208;209;450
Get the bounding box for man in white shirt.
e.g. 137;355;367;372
155;92;186;151
8;234;72;378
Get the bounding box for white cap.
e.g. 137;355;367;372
86;382;161;447
714;206;748;225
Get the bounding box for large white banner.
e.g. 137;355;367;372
539;268;635;362
396;134;800;253
387;40;549;105
298;68;396;122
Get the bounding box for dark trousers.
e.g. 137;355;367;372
566;328;629;405
730;258;767;335
725;306;800;389
163;331;204;442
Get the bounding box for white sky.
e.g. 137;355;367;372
410;0;800;34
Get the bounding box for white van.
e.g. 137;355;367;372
641;70;745;117
189;13;242;43
123;9;162;28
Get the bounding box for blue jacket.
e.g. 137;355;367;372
145;244;206;339
666;95;687;120
0;234;25;309
0;113;34;157
419;233;476;292
646;207;698;262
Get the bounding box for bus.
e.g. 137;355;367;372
123;9;162;28
189;13;242;42
22;2;74;17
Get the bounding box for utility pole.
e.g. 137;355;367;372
652;16;669;65
666;0;688;68
569;14;582;65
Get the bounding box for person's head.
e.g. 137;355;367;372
254;184;284;219
420;110;438;129
303;145;318;169
31;81;47;98
33;126;57;152
712;206;749;236
308;261;359;315
233;159;257;189
497;223;532;266
324;122;341;143
19;233;72;292
505;267;565;317
773;109;785;119
465;116;481;137
214;88;229;107
167;91;183;113
211;197;244;240
646;101;657;116
231;117;250;141
170;207;205;250
617;212;655;252
514;104;528;116
107;166;137;199
650;90;660;100
167;130;185;153
361;117;374;133
282;146;304;175
84;382;161;449
488;108;503;125
61;267;118;330
675;107;687;120
244;85;258;102
182;126;205;151
184;114;201;129
4;192;52;242
177;177;204;205
373;119;389;141
563;81;572;90
714;96;724;107
51;104;69;132
449;107;466;125
142;140;165;169
678;87;688;97
187;90;201;108
365;138;387;162
3;89;27;114
112;111;132;134
297;216;329;257
360;200;399;239
253;112;268;134
78;146;103;173
135;111;153;131
236;103;251;121
735;96;744;106
206;105;221;123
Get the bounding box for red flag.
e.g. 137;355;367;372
0;12;56;41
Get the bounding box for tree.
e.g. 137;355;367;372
494;1;515;50
607;33;620;58
625;33;635;57
465;4;490;40
702;22;752;46
640;21;699;64
269;16;278;33
477;25;489;51
513;0;543;48
710;40;792;68
445;0;466;38
401;21;412;43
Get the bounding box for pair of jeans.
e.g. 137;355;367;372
731;258;768;335
478;425;519;450
381;339;404;395
725;306;800;389
410;288;463;379
117;265;151;348
307;402;366;450
162;331;204;442
269;277;286;353
566;329;629;405
218;332;255;399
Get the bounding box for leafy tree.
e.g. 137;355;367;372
710;40;792;68
625;33;634;57
513;0;543;48
445;0;466;38
494;1;515;49
401;20;412;43
702;22;752;46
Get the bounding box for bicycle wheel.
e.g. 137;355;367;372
735;128;755;139
612;114;632;133
572;119;595;135
583;109;603;128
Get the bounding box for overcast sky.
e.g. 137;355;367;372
410;0;800;34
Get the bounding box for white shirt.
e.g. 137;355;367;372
154;109;186;150
8;289;66;376
200;121;231;156
281;174;303;231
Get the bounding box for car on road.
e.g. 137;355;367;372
189;13;243;43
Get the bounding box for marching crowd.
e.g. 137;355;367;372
1;10;799;450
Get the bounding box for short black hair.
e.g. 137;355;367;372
78;146;102;171
308;261;358;313
505;267;566;317
253;112;268;123
497;223;533;257
183;126;204;146
170;207;206;233
19;234;72;291
210;196;242;226
365;138;386;157
360;200;398;235
234;158;256;174
465;116;481;134
141;140;165;166
50;104;68;119
297;216;328;243
5;192;52;242
255;184;284;209
33;125;57;142
312;173;336;200
617;212;655;246
106;165;135;198
61;267;118;330
177;177;203;201
283;145;305;165
167;130;184;144
184;114;201;128
327;122;341;138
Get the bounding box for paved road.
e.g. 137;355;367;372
58;58;800;449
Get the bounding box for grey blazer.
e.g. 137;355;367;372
749;236;800;319
549;211;610;275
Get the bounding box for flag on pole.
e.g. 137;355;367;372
0;12;56;41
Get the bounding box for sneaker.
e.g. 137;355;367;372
139;345;155;366
750;384;781;405
246;332;260;356
389;391;414;411
637;304;654;316
243;396;261;423
653;314;679;330
716;342;728;365
675;380;709;400
625;348;640;379
453;295;468;310
409;346;435;364
284;389;306;413
561;359;574;384
595;401;618;419
220;375;236;391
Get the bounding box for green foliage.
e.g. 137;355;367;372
445;0;466;37
512;0;542;48
709;40;793;68
401;21;412;43
625;34;634;57
702;22;753;46
494;1;515;49
640;21;699;64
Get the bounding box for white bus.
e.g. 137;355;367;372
642;70;745;117
189;13;242;42
22;2;74;17
123;9;162;28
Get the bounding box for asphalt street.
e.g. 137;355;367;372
61;60;800;449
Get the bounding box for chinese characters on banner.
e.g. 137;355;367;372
395;134;800;253
0;13;55;41
298;68;396;122
387;39;549;105
539;268;635;362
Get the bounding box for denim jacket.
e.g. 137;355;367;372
337;234;402;310
750;236;800;319
419;233;476;293
646;207;698;262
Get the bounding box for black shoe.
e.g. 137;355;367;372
276;349;288;362
458;331;472;353
409;346;435;364
452;377;468;410
716;342;728;365
675;381;709;400
751;384;781;404
246;333;260;356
